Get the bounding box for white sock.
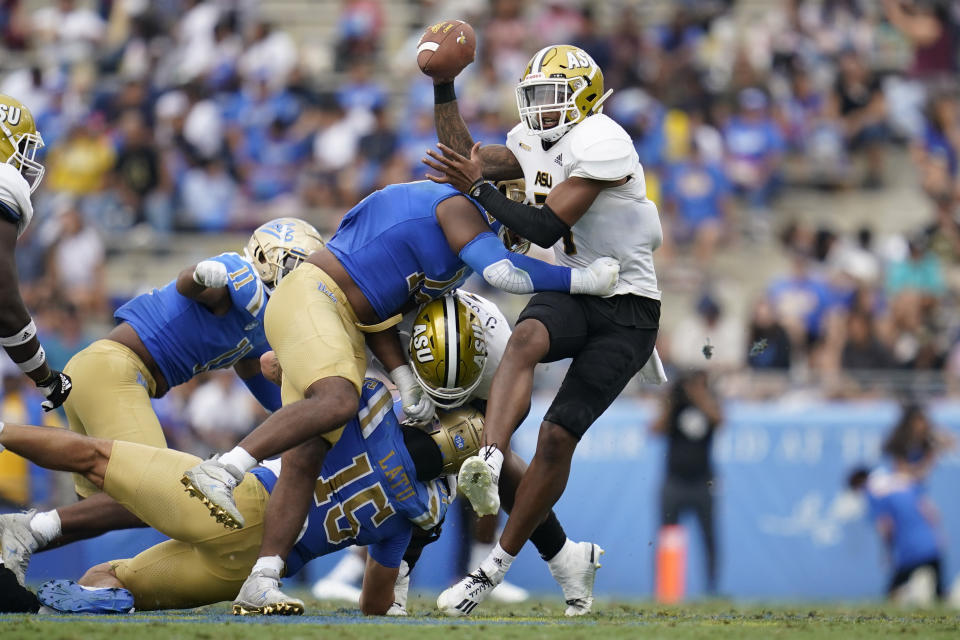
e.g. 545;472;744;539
252;555;284;576
547;538;575;571
219;446;258;474
479;543;515;581
480;446;503;478
30;510;62;547
323;549;365;584
0;420;5;453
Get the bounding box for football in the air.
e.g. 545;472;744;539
417;19;476;80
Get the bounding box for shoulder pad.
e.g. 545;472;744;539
505;122;530;152
568;115;638;181
0;163;33;238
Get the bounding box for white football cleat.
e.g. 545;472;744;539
489;578;530;604
181;459;245;529
310;578;361;604
232;567;304;616
457;456;500;516
0;510;41;586
548;540;604;616
437;568;499;617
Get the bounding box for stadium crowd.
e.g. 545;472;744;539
0;0;960;460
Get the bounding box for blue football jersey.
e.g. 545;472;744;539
326;181;492;320
252;379;451;574
115;252;270;388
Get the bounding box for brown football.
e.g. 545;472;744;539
417;19;476;80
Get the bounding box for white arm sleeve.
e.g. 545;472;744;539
0;163;34;238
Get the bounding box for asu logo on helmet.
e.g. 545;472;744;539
410;295;486;409
0;94;45;193
244;217;325;293
516;45;610;143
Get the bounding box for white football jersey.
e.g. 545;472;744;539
506;113;662;300
0;162;34;238
453;290;510;401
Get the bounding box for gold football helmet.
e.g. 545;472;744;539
410;295;486;409
516;44;607;142
244;217;325;293
429;405;484;475
496;179;531;255
0;94;44;192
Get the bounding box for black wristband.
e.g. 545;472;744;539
434;82;456;104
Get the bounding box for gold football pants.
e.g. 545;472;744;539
63;340;164;497
105;441;269;610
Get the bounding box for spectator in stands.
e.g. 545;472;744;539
333;0;383;73
662;138;733;265
179;157;238;231
113;109;164;227
46;201;106;318
746;297;792;370
882;0;956;82
723;88;784;217
886;234;946;299
840;310;895;371
913;90;960;199
45;117;116;196
767;248;833;350
833;49;888;188
670;292;745;371
651;369;723;595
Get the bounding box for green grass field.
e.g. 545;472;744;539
3;598;959;639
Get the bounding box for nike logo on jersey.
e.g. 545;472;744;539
554;153;563;166
519;142;532;152
244;321;259;331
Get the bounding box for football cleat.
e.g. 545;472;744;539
309;578;361;604
457;455;500;516
548;540;604;616
37;580;135;614
0;510;41;586
181;459;245;529
232;567;304;616
0;565;40;613
489;578;530;604
437;568;499;617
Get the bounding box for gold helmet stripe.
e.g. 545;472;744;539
443;295;459;390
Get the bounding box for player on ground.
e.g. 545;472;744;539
0;218;322;586
178;179;621;614
0;379;466;615
421;44;665;616
0;94;72;413
311;290;601;615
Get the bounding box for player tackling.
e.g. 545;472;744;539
421;43;665;616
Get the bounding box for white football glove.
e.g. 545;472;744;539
193;260;229;289
570;257;620;296
390;364;436;426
